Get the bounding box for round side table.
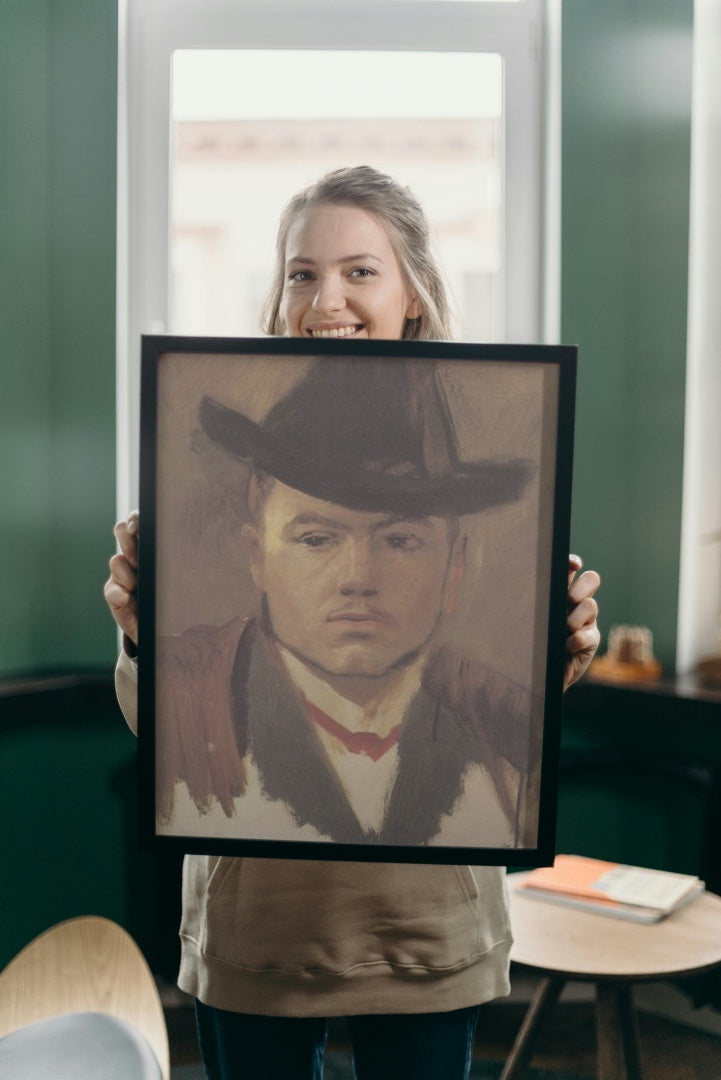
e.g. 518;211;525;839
502;873;721;1080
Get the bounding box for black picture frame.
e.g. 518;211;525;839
138;335;576;866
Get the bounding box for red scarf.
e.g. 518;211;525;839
305;701;401;762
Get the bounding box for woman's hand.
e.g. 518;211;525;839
103;510;139;647
564;554;600;691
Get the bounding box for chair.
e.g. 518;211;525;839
0;915;170;1079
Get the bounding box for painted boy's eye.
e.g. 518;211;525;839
297;532;335;548
383;533;423;552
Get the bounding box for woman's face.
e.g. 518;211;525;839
280;203;421;341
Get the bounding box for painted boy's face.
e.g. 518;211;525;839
243;481;463;686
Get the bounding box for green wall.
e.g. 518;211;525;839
0;685;183;974
0;0;118;676
0;0;131;969
562;0;693;669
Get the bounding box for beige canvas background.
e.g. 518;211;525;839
152;351;559;698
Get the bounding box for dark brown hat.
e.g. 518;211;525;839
199;356;531;516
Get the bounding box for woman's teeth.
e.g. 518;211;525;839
310;325;360;338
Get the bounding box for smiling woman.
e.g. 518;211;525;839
281;205;421;340
264;167;449;341
108;323;591;1079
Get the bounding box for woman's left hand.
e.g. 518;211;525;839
564;555;601;691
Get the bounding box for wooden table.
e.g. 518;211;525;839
503;874;721;1080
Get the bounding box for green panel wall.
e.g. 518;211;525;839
562;0;693;669
0;0;128;974
0;0;118;675
557;683;721;888
1;693;135;967
0;2;54;672
1;686;184;975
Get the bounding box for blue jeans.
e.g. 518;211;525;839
195;1000;481;1080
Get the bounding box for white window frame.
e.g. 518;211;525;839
116;0;559;512
676;0;721;674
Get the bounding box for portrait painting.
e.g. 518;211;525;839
137;336;576;865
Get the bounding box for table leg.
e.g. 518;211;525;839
499;976;565;1080
596;982;643;1080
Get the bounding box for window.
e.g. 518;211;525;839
118;0;557;509
170;49;503;340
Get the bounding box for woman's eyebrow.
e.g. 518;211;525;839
286;253;384;266
338;253;384;265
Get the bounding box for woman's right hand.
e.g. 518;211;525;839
104;510;139;646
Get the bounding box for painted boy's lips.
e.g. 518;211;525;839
327;610;386;622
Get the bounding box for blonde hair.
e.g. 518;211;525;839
262;166;454;341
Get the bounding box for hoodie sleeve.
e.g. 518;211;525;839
115;647;139;736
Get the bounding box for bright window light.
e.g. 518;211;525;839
173;50;502;121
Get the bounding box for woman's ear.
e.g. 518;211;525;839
406;296;423;320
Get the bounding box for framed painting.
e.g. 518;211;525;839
137;336;576;865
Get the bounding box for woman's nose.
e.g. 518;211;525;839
313;274;345;315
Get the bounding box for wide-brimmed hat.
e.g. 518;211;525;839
198;356;531;516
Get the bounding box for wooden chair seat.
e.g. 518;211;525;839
0;916;169;1079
